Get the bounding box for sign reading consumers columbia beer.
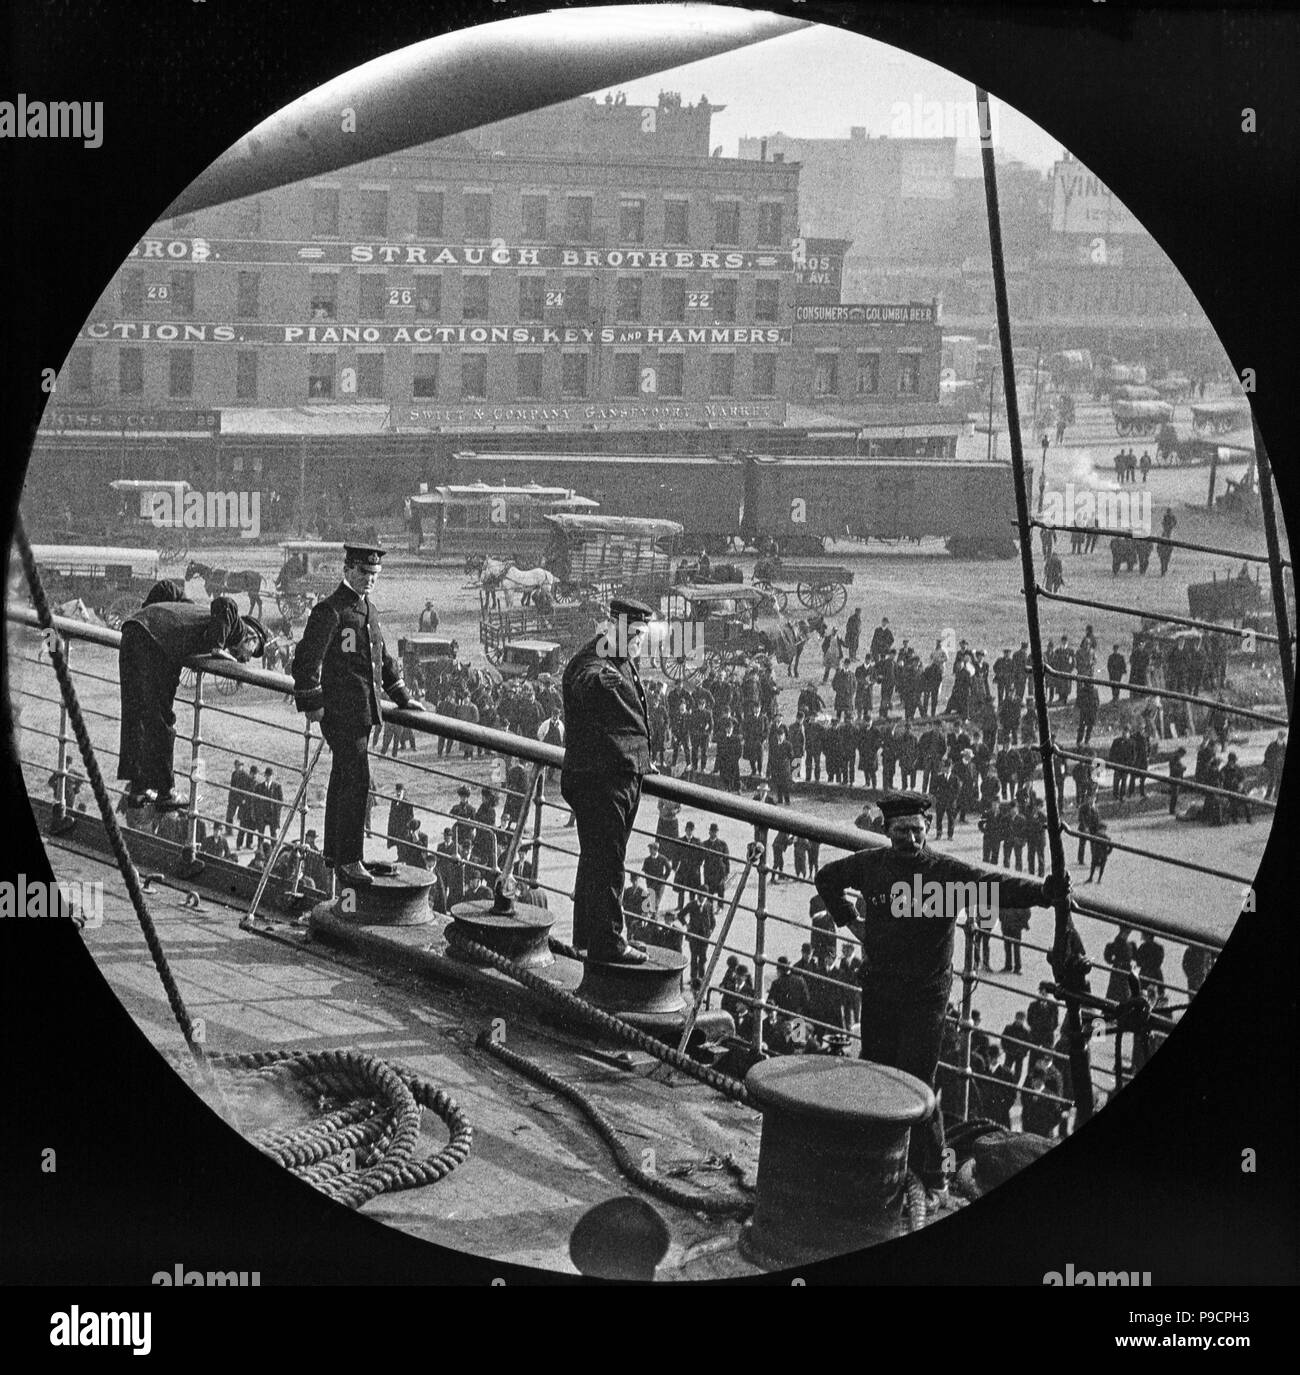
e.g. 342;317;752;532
127;237;796;272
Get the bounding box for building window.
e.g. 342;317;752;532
412;354;440;398
416;190;444;237
311;188;340;236
67;347;91;396
519;276;545;322
754;279;779;323
564;276;591;320
310;273;337;320
658;353;684;398
561;352;588;398
709;354;735;397
661;277;686;322
236;351;258;400
462;275;489;320
757;202;783;245
119;348;143;396
121;269;144;315
714;200;740;244
358;190;389;237
565;195;593;241
170;270;195;317
235;199;262;236
753;353;777;396
359;274;387;320
897;352;921;395
815;351;839;396
712;279;737;322
357;353;384;398
517;353;543;398
616;277;643;322
663;199;688;244
619;197;645;243
461;354;487;399
856;352;880;395
613;353;640;397
463;192;491;238
521;193;547;240
235;271;260;319
168;350;194;399
416;276;442;318
308;354;334;399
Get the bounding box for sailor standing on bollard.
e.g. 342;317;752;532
561;596;659;965
815;790;1068;1208
290;543;423;887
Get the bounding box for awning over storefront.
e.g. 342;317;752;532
219;405;393;435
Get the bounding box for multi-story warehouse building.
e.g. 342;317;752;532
35;94;954;539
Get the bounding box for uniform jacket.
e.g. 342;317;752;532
123;595;245;665
560;635;649;776
292;582;412;731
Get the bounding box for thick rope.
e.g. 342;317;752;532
459;933;752;1105
13;516;238;1122
476;1030;751;1216
192;1048;473;1209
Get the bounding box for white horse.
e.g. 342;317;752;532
480;558;558;608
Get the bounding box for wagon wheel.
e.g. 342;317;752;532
104;592;138;629
483;640;503;666
823;582;848;615
796;582;817;610
216;675;242;698
660;652;703;683
159;532;190;565
179;667;198;692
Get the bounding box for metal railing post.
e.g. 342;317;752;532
49;633;74;832
289;715;313;895
531;769;546;884
958;911;977;1122
1252;416;1295;716
752;827;768;1058
181;669;205;873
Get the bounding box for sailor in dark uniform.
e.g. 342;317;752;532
561;596;657;964
118;594;265;809
815;791;1067;1200
291;543;423;885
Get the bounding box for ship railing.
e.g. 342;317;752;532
9;604;1228;1130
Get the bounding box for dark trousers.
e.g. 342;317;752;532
858;980;950;1189
322;725;371;865
561;769;641;955
117;625;182;794
934;801;956;839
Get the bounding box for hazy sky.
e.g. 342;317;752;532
586;23;1065;171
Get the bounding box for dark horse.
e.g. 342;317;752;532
185;561;264;618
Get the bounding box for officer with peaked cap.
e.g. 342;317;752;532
815;790;1068;1205
291;543;423;885
118;594;265;810
561;596;657;964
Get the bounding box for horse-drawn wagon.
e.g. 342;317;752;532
542;512;682;603
107;480;193;562
272;540;346;621
658;583;780;681
1191;399;1252;435
28;545;161;627
751;558;854;615
409;483;597;560
1112;398;1175;436
478;592;601;668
